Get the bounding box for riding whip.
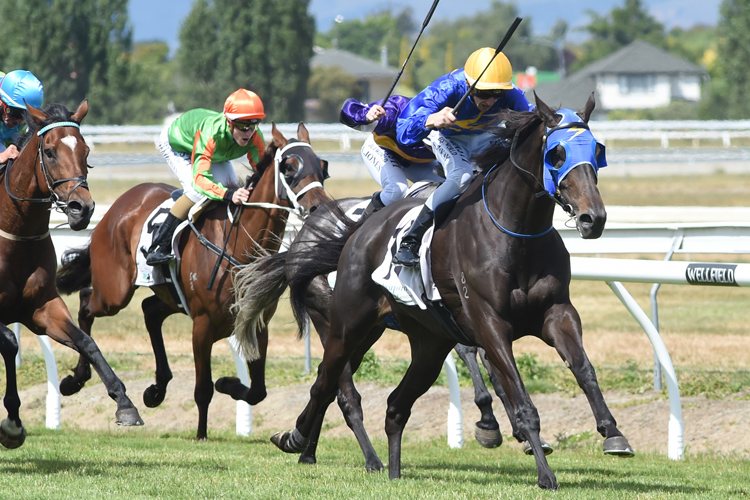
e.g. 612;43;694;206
380;0;440;106
452;16;523;114
206;176;253;290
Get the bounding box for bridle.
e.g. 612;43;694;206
242;140;327;218
482;110;605;238
4;120;89;214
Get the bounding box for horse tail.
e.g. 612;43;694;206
231;249;290;362
55;244;92;294
287;201;362;339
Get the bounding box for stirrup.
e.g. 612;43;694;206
146;250;175;266
392;243;420;267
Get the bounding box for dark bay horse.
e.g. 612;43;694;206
0;101;143;448
56;123;330;440
232;189;551;472
264;93;633;489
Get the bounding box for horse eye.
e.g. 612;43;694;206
44;148;55;159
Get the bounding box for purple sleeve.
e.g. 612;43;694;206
339;98;371;128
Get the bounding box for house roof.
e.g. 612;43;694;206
578;39;704;76
311;47;398;79
527;39;707;111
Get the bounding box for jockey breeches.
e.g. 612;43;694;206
424;131;494;210
361;135;442;206
156;126;236;204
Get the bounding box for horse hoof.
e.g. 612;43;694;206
298;454;316;465
522;438;554;456
603;436;635;457
0;419;26;449
115;408;145;426
366;460;385;473
215;376;240;395
59;375;86;396
143;385;166;408
475;426;503;448
271;429;309;453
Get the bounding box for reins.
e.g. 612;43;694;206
4;121;88;212
481;118;564;238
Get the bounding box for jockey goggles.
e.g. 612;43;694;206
472;88;507;100
542;108;607;195
2;101;24;120
233;119;260;132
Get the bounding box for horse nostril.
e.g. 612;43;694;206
578;213;593;227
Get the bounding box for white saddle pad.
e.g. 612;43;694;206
135;199;188;286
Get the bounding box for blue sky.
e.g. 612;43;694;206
128;0;721;55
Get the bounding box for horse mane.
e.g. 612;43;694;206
473;108;543;173
17;103;74;150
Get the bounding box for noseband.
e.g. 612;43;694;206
4;120;88;214
244;141;326;218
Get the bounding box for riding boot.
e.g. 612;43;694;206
363;191;385;218
145;213;182;266
392;205;434;267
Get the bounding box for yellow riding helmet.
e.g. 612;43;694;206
464;47;513;90
224;88;266;121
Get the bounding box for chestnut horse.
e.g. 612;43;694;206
264;94;634;489
0;101;143;448
56;123;330;439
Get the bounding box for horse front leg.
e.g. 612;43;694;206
59;288;93;396
544;304;634;456
0;323;25;449
475;314;557;490
215;322;269;405
191;315;215;440
453;344;502;448
34;298;143;426
142;295;175;408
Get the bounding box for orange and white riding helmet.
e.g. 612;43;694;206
223;88;266;121
464;47;513;90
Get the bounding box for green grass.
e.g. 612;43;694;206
0;429;748;499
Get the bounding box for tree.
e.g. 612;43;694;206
0;0;137;124
174;0;314;122
307;66;359;122
712;0;750;119
571;0;666;72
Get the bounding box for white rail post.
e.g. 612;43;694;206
13;324;21;367
38;336;61;429
443;352;463;449
227;335;252;436
607;281;684;460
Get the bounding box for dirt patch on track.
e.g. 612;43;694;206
17;371;750;458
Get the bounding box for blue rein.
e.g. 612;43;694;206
481;163;553;238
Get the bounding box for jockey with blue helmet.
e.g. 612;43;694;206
0;70;44;164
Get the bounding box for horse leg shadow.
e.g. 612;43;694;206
142;295;176;408
59;288;94;396
0;323;25;449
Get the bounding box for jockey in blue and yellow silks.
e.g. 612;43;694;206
393;47;535;267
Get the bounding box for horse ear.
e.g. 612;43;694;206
271;121;288;148
578;92;596;123
297;122;310;144
25;101;47;124
533;91;557;127
71;99;89;124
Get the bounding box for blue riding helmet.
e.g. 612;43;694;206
542;108;606;195
0;70;44;110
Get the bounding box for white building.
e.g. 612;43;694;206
531;40;707;118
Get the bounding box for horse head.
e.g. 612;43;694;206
534;92;607;239
25;100;94;231
267;122;332;217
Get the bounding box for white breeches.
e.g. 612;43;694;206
361;135;442;206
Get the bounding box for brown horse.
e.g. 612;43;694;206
56;123;330;439
264;94;633;489
0;101;143;448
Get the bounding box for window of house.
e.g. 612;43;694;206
619;74;655;94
